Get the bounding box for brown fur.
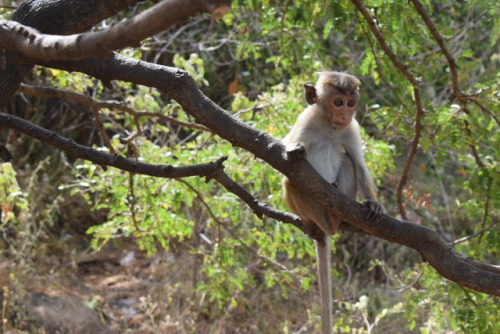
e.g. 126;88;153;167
282;71;383;334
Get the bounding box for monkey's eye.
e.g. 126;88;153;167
347;99;356;107
334;99;343;107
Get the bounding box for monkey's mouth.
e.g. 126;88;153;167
332;122;348;129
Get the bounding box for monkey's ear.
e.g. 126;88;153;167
304;84;317;105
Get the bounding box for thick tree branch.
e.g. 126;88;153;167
0;0;231;62
350;0;425;221
3;53;498;295
0;0;143;108
12;0;143;35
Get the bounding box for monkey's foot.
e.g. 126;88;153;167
306;225;327;246
361;200;385;224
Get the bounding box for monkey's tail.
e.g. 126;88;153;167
316;234;332;334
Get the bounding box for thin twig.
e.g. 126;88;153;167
350;0;419;86
396;87;424;220
459;286;478;306
462;118;485;169
450;222;497;246
410;1;497;235
0;111;302;232
398;271;423;293
350;0;425;220
17;83;212;133
91;106;115;153
359;23;411;113
128;172;140;230
473;100;500;127
461;107;491;232
409;0;462;97
177;179;291;273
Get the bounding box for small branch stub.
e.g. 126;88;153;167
211;5;230;19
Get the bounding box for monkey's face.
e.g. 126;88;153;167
319;88;358;130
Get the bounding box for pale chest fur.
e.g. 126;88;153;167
305;137;346;183
283;108;358;184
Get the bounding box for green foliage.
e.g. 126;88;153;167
0;160;64;270
0;163;28;224
36;68;95;92
66;77;321;306
173;53;209;87
3;0;498;332
400;264;499;333
363;128;395;181
125;86;162;112
65;142;197;255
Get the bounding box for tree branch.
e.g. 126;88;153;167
0;111;209;177
209;164;308;235
0;111;299;234
16;83;211;133
0;0;231;62
0;0;143;108
4;52;499;295
350;0;425;221
404;1;497;239
408;0;462;98
177;178;293;274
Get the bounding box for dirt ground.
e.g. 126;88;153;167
1;239;208;333
1;236;311;334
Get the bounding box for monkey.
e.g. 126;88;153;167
282;71;384;334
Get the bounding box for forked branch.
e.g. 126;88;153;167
2;51;498;295
350;0;425;220
0;0;231;62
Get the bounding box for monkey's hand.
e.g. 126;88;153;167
361;200;385;224
285;142;307;161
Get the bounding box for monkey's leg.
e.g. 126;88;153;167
283;178;334;235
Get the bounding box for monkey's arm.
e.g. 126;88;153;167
344;150;384;223
283;109;316;162
357;166;385;223
343;124;385;223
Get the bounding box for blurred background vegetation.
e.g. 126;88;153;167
0;0;498;333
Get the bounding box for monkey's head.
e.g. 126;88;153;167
304;71;360;130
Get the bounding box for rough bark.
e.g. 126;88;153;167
0;0;498;296
4;53;499;295
0;0;141;108
0;0;230;62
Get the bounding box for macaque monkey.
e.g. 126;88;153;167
282;71;384;334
